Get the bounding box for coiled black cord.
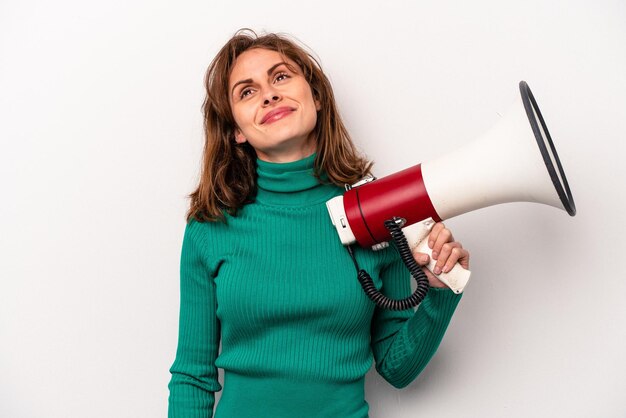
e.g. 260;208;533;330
347;218;430;310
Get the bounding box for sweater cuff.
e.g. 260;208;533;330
422;286;463;314
406;287;462;348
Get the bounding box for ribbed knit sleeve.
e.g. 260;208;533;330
168;221;222;418
370;252;462;389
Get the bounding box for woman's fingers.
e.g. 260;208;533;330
427;222;470;273
429;222;453;259
441;244;470;272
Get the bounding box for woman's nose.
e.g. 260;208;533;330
262;92;281;106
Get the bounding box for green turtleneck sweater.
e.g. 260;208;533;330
168;154;462;418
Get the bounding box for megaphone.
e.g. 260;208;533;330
327;81;576;309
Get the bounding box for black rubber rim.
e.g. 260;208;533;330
519;81;576;216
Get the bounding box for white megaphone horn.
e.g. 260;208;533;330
327;81;576;302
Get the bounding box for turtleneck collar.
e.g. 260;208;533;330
255;153;340;206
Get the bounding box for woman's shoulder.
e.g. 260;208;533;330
185;215;231;237
181;216;233;265
182;215;231;248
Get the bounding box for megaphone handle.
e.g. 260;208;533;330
402;219;471;294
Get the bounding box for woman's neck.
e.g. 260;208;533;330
254;153;339;206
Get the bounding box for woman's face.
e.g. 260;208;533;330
228;48;321;162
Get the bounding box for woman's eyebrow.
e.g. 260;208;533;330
231;62;289;96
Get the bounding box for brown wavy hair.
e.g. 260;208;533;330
187;29;373;222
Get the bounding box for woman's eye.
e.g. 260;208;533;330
274;72;289;83
240;88;253;99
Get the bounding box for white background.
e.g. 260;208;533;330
1;1;625;417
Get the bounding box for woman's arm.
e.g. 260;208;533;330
168;221;221;418
370;223;466;388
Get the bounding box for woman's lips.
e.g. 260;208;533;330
260;107;295;124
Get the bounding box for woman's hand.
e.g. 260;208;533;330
412;222;470;288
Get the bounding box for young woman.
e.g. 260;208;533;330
168;30;470;418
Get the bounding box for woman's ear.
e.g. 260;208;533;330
312;89;322;111
234;129;247;144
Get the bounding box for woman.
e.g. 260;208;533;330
168;30;470;418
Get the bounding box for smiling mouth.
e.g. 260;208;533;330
261;107;295;124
